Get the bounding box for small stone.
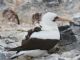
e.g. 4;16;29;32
58;58;65;60
0;52;9;60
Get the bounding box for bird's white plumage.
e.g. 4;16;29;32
31;12;60;40
30;31;60;40
11;50;48;58
40;12;58;31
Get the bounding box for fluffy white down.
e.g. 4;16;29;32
31;12;60;40
11;50;48;58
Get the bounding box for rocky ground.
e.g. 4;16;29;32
0;22;32;60
0;0;80;60
0;22;80;60
0;21;80;60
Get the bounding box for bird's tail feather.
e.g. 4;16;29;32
10;53;23;59
10;55;18;59
8;46;23;51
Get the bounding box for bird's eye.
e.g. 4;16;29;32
53;16;59;21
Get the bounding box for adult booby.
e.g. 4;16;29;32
9;12;60;59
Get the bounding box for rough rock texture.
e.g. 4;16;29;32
0;23;33;60
0;0;80;60
0;22;79;60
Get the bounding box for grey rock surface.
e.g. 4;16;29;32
0;0;80;60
